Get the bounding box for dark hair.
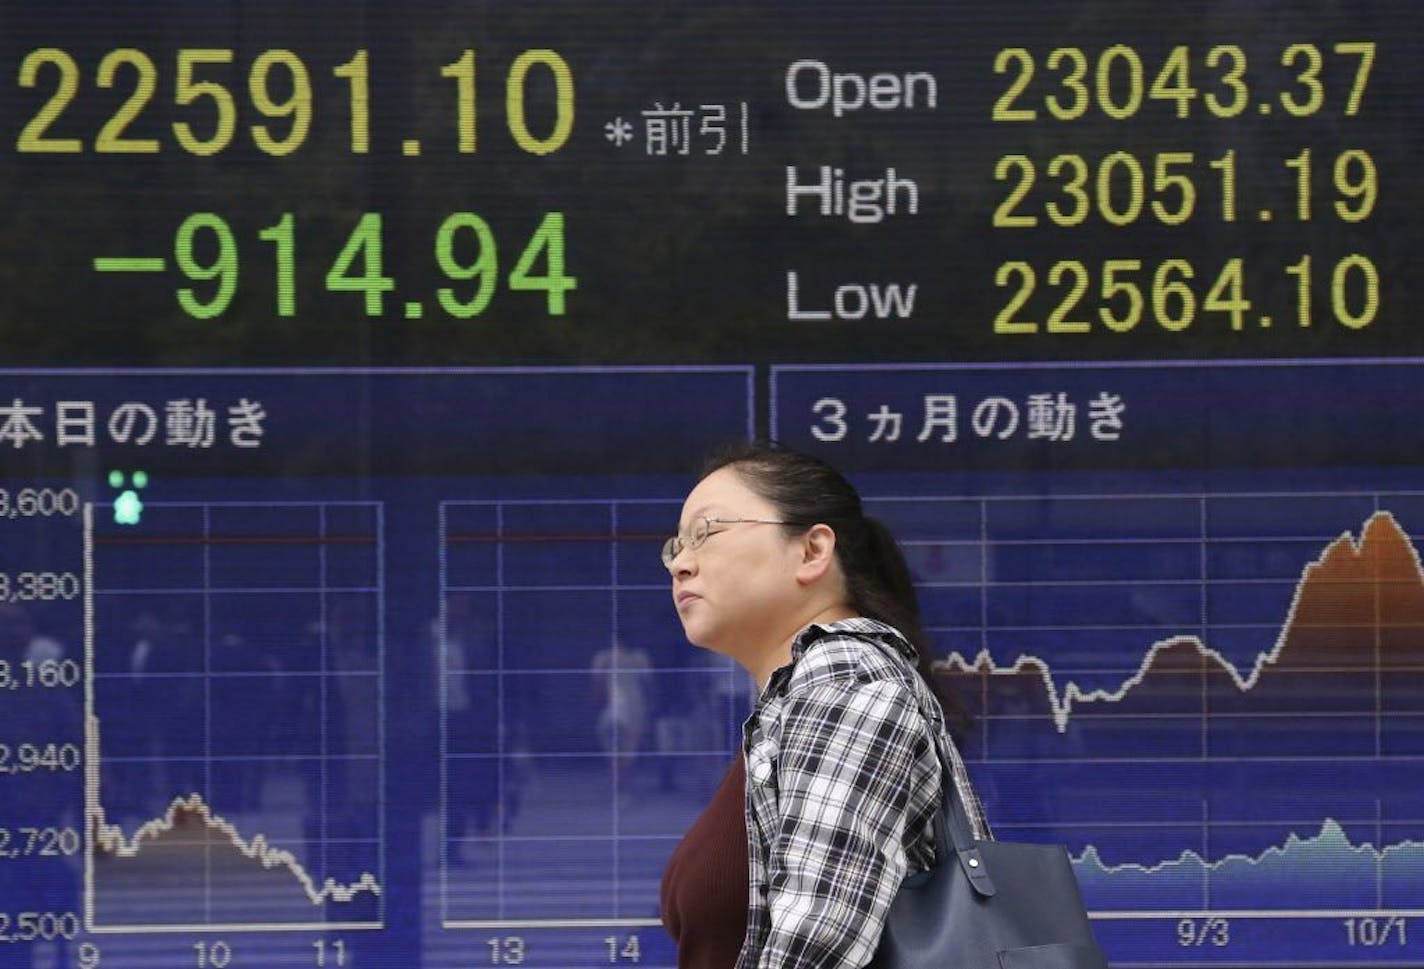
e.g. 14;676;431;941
700;441;972;738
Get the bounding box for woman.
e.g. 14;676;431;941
659;443;985;969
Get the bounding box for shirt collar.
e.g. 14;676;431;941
761;617;919;697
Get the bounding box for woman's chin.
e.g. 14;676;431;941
681;623;725;656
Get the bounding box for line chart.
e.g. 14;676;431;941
88;793;382;907
81;500;387;933
936;511;1424;733
849;485;1424;963
1075;819;1424;917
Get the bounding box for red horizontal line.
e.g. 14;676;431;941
446;532;662;544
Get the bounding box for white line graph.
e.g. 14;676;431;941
88;790;381;904
81;501;386;933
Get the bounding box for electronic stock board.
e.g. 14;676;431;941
0;1;1421;966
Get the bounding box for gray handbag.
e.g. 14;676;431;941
869;739;1110;969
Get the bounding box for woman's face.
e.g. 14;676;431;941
667;466;803;656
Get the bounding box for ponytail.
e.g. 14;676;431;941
699;442;973;740
840;515;973;739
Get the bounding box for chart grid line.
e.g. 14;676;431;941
83;499;387;931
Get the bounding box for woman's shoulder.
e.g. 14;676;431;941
784;618;920;697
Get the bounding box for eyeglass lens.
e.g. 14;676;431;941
662;517;715;567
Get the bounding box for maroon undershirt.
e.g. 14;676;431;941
660;758;749;969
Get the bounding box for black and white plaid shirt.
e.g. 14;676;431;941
736;617;987;969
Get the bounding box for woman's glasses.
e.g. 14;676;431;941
660;517;800;569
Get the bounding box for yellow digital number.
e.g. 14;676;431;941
1152;260;1196;331
1334;42;1375;115
1202;45;1247;118
1151;152;1196;225
507;49;573;155
1096;45;1144;119
993;155;1038;228
1333;149;1377;222
1045;261;1091;333
1096;152;1145;226
250;50;312;156
1045;154;1090;226
16;48;82;153
95;49;159;153
1203;258;1250;330
333;50;370;153
1149;46;1197;118
991;48;1037;121
173;49;237;155
1044;48;1088;120
441;50;477;153
1280;43;1324;116
1332;255;1379;329
1100;259;1144;332
993;262;1038;333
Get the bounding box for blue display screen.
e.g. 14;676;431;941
775;361;1424;965
2;0;1421;965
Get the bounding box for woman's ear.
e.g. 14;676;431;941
794;523;838;585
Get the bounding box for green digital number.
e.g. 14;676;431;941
509;212;576;315
326;213;395;315
176;213;238;319
436;213;498;318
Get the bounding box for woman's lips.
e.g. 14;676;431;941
675;591;701;610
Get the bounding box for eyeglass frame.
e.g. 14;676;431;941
660;516;808;569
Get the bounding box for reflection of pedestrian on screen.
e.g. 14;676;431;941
436;598;500;866
590;639;652;794
0;603;80;969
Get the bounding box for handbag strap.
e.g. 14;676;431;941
930;739;998;897
846;630;999;897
